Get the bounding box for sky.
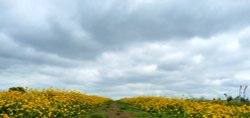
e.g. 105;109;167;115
1;0;250;99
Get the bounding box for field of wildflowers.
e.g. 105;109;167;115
1;87;250;118
0;87;111;118
120;96;250;117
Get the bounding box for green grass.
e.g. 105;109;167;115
83;101;155;118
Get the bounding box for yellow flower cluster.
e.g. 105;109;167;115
120;96;250;117
0;88;111;118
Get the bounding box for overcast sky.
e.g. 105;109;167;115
1;0;250;99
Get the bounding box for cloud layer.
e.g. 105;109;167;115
1;0;250;99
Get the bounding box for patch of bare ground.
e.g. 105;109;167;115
89;101;153;118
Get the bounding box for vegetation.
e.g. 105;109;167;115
0;86;250;118
120;96;250;118
85;101;154;118
119;85;250;117
0;87;111;118
8;87;26;93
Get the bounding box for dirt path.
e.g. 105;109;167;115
88;101;153;118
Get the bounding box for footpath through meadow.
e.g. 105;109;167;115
86;101;154;118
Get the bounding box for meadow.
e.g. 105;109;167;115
0;87;111;118
1;87;250;118
120;96;250;118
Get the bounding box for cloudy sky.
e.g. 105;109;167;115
1;0;250;99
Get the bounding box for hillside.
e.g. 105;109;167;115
1;87;250;118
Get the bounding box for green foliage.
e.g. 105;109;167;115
8;86;26;93
90;114;109;118
226;96;233;102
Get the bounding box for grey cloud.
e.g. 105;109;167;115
1;0;250;61
1;0;250;99
85;28;250;98
80;0;250;43
0;33;81;70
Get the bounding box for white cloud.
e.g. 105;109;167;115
1;0;250;99
192;55;204;64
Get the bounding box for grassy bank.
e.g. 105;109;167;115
1;87;250;118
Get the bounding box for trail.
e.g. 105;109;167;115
88;101;153;118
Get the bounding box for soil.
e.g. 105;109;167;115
88;101;153;118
